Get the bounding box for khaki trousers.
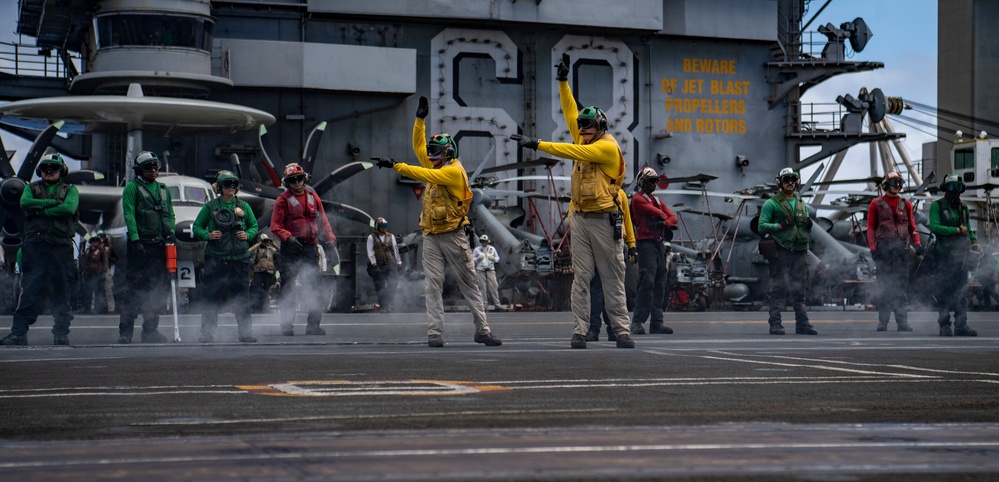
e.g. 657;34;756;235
423;229;490;337
570;214;629;336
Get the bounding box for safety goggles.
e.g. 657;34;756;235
38;164;61;174
885;179;903;189
140;163;159;172
285;175;306;184
220;179;240;189
942;181;964;193
426;142;448;157
576;117;600;130
779;175;799;185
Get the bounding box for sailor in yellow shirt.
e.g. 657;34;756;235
374;96;502;348
511;53;636;349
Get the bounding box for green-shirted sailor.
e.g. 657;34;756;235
118;151;176;344
192;170;259;343
1;154;79;346
757;167;817;336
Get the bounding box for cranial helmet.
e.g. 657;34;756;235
479;234;490;243
427;133;457;163
282;163;310;185
577;106;608;132
637;167;659;186
941;173;966;193
37;153;69;177
883;171;904;189
376;217;388;229
213;170;240;194
776;167;800;185
132;151;159;177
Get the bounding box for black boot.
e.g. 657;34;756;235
605;325;617;342
954;323;977;337
649;323;674;334
769;323;785;335
584;330;599;342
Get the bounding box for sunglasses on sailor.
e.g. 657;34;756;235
286;175;306;184
141;163;159;172
221;180;240;189
39;165;61;174
780;175;799;184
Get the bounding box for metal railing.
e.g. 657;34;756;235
0;41;81;79
787;101;848;135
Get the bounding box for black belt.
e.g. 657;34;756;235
577;212;612;219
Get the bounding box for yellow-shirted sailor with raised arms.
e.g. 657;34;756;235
510;53;636;349
373;96;502;348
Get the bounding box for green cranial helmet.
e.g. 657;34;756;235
576;106;608;131
37;153;68;177
216;170;238;183
941;173;966;193
427;133;458;161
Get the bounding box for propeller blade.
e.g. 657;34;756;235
240;179;284;199
229;153;244;179
17;120;65;180
311;161;374;197
0;134;15;178
257;125;285;187
301;121;327;175
324;200;376;228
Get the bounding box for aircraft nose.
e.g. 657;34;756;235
175;220;197;243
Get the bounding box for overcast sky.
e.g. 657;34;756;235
1;0;937;182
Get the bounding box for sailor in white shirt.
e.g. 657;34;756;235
472;235;503;310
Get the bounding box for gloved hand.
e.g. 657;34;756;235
164;234;176;245
416;96;429;119
804;218;813;231
284;236;303;252
913;244;925;256
509;134;539;150
779;217;793;230
374;157;396;169
128;240;145;257
555;53;570;81
869;249;880;261
627;247;638;265
322;241;336;255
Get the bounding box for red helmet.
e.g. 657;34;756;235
883;171;903;189
282;163;309;185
